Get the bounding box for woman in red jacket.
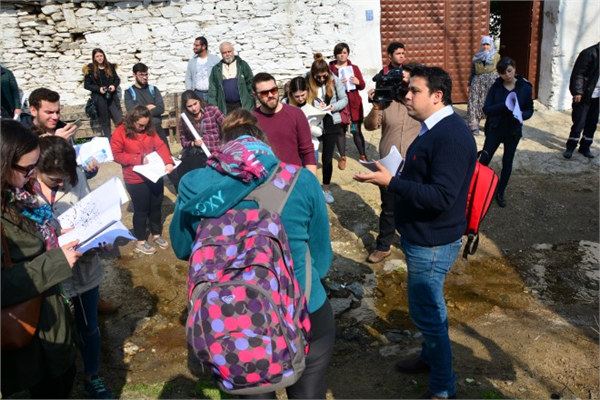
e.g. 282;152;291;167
110;105;174;255
329;42;368;166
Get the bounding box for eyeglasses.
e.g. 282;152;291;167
12;163;37;177
315;74;329;81
136;73;149;77
256;87;279;98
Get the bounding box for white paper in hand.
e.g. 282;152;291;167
75;137;114;165
505;92;523;124
57;177;135;253
132;152;181;183
359;145;403;175
339;66;356;91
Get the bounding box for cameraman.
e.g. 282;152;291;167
372;42;406;83
363;62;421;263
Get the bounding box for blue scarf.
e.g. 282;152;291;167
472;36;496;66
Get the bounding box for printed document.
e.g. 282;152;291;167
339;66;356;91
74;137;114;165
359;145;403;175
132;151;181;183
57;177;135;253
505;92;523;124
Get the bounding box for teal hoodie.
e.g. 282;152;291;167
170;152;333;313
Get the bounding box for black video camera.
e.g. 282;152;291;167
371;67;405;103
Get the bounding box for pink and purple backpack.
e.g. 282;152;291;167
186;162;312;395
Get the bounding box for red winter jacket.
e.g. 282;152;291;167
329;59;366;122
110;124;174;184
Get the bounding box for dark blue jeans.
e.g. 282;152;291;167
567;97;599;151
401;236;462;398
73;286;101;377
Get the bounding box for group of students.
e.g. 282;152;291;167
1;36;538;400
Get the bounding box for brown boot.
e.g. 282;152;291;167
98;298;119;315
359;154;369;162
338;156;347;170
367;249;392;263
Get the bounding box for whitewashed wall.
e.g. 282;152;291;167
537;0;600;111
0;0;382;108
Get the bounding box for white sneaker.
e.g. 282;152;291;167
323;190;334;204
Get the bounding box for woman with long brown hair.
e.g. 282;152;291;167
306;53;348;204
1;120;81;398
110;105;175;255
83;48;123;139
177;89;225;181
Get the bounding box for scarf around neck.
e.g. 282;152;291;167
207;135;274;182
6;185;59;250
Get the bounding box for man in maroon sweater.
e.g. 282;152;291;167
251;72;317;175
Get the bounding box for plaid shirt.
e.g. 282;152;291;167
178;105;225;152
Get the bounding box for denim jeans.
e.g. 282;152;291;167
401;236;462;398
73;286;101;377
194;90;209;103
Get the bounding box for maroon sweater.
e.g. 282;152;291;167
253;104;316;166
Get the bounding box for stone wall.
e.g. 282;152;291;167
0;0;367;109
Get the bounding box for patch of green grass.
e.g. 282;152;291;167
481;389;504;399
122;382;174;397
412;382;425;393
194;380;234;399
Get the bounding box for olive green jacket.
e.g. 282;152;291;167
1;212;76;395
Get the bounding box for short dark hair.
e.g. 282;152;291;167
195;36;208;48
387;42;405;55
29;88;60;110
403;62;423;74
132;63;148;74
497;57;516;74
37;136;79;187
333;42;350;56
410;66;453;106
252;72;277;92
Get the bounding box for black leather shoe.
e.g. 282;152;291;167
496;192;507;208
420;391;457;399
563;149;574;159
395;357;431;374
578;148;595;158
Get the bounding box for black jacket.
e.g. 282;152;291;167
83;63;121;100
569;43;599;103
483;75;533;136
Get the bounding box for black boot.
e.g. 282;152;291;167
578;147;595;158
496;191;507;208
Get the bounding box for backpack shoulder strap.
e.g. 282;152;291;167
128;86;136;101
244;162;301;214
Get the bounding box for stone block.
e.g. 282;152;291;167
41;5;62;15
63;9;77;28
216;1;236;11
75;8;96;17
159;6;181;18
131;23;150;41
181;3;202;14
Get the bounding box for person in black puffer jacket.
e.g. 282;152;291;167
564;42;599;159
83;48;123;139
481;57;534;208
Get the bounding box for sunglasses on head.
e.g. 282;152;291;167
315;73;329;81
256;87;279;98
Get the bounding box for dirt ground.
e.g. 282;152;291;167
60;105;599;400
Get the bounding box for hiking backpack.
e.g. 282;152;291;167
186;162;312;395
463;159;499;258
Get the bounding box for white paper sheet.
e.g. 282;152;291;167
505;92;523;124
132;151;181;183
359;145;403;175
57;177;134;253
74;137;114;165
339;66;356;91
301;104;327;126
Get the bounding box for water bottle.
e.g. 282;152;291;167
86;149;108;165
